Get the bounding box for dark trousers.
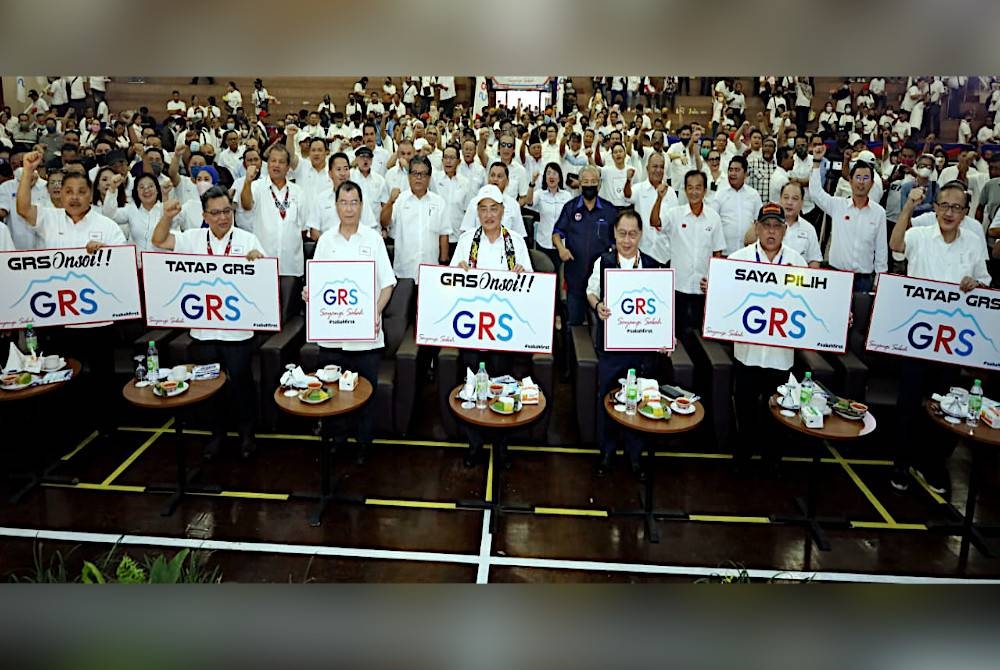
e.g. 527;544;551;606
924;102;941;137
850;273;875;294
566;281;590;326
897;358;961;470
279;275;303;324
48;324;120;434
675;292;706;337
795;106;811;135
733;360;788;462
317;348;381;447
802;206;824;239
192;338;257;439
597;351;654;462
678;78;690;95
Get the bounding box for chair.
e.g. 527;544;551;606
570;320;695;446
844;291;899;411
298;278;417;436
521;215;536;249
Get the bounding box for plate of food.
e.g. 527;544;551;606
299;387;332;404
152;380;189;398
833;399;868;421
1;372;37;391
638;401;670;420
489;397;520;415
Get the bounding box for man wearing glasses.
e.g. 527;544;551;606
380;155;450;282
886;182;992;494
809;143;887;292
153;186;266;460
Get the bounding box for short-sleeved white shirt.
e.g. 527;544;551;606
246;178;310;276
389;190;449;281
627;180;677;264
662;203;726;294
904;224;991;286
451;227;533;272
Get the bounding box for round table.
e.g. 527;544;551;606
0;358;82;502
768;394;876;551
924;399;1000;563
604;392;706;543
448;383;547;532
122;367;227;516
274;377;373;526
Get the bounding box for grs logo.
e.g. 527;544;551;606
11;271;122;319
723;290;830;340
435;293;535;342
889;307;1000;358
164;278;262;322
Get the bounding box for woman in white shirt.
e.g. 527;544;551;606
251;78;278;119
104;171;197;263
595;142;633;207
222;81;243;115
529;162;573;268
818;102;839;134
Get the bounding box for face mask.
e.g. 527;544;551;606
916;167;932;178
825;107;833;112
700;147;710;158
796;147;808;158
150;162;163;175
900;157;914;167
45;126;55;134
19;123;30;131
226;123;235;130
95;153;108;167
787;139;795;148
581;185;599;200
196;181;213;195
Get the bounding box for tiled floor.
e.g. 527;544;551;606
2;375;1000;583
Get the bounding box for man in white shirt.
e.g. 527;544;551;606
458;137;486;190
458;162;527;237
379;155;449;282
478;131;528;201
887;182;992;493
384;139;414;196
0;166;48;249
291;137;332;198
768;146;794;205
306;179;396;464
438;76;457;117
710;155;763;256
310;152;379;239
350;146;389;226
215;131;245;178
166;90;187;118
240;144;312;316
430;145;474;255
626;152;676;265
361;122;390;176
152;187;266;459
809;143;887;292
664;169;726;334
727;203;808;465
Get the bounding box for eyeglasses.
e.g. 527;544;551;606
337;199;361;208
707;157;720;162
205;208;234;216
614;229;640;240
409;171;430;178
852;175;872;183
935;202;967;214
499;142;515;149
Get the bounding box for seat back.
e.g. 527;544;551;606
528;248;554;274
382;278;414;356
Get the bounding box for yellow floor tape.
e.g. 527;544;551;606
61;430;99;461
827;445;897;525
100;418;174;486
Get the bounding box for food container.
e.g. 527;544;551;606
160;380;178;393
983;405;1000;429
339;370;358;391
800;405;824;429
674;397;692;411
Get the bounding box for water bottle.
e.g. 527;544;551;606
24;323;38;357
625;368;638;416
967;379;983;428
475;362;489;409
800;371;814;407
146;341;159;379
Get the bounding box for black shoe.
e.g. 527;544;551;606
596;453;612;478
240;436;256;459
203;436;223;461
889;466;911;492
355;443;370;466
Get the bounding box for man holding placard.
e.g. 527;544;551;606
885;181;992;493
16;151;127;437
586;209;666;479
153;187;266;460
305;180;396;465
725;203;808;466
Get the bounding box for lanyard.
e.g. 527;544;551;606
270;185;290;220
755;244;783;266
207;230;232;256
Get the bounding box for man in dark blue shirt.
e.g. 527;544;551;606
552;164;616;324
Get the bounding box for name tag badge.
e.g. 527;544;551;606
89;232;103;242
232;247;244;256
360;246;372;257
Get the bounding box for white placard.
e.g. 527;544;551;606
141;252;281;331
306;260;377;341
415;264;557;354
866;273;1000;370
603;269;675;351
702;257;853;352
0;245;142;328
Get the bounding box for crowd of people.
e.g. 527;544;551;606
1;75;1000;491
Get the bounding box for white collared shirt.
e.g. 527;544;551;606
459;194;527;237
728;242;807;370
781;218;823;264
662;203;726;294
598;162;632;207
0;222;15;251
531;188;574;251
0;179;49;249
627;180;677;264
586;253;644;299
389;190;449;281
312;224;396;351
310;187;380;234
172;227;265;342
350;168;389;223
102;199;191;265
384;165;410;196
809;168;888;274
451;227;533;271
247;178;311;276
458;158;486;191
910;212;988;256
709;183;763;256
430;171;474;242
291;161;332;198
904;224;991;286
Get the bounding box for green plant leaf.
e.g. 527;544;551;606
116;555;148;584
148;549;188;584
81;561;106;584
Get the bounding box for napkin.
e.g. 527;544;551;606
459;368;476;401
4;342;25;373
280;366;312;389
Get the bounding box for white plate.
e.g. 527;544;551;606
638;406;668;420
299;389;332;405
152;381;189;398
613;403;627;413
779;409;796;418
670;401;696;415
834;409;865;421
489;402;518;415
316;370;341;383
135;380;152;389
1;379;35;391
282;389;299;398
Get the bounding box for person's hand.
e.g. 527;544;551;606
285;123;298;136
479;128;489;142
513;264;525;274
301;285;309;303
655;182;668;198
532;171;540;183
959;276;980;293
907;186;926;205
246;249;263;261
926;133;936;142
246;164;260;181
596;301;611;321
85;240;105;254
457;260;470;270
22;151;42;173
657;345;673;356
389;187;401;203
699;276;709;293
110;173;126;190
811;143;826;160
374;313;382;336
626;168;635;181
162;198;182;219
558;246;574;262
161;181;173;199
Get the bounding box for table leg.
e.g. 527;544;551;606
309;431;334;527
770;441;845;551
643;445;660;544
959;443;994;563
161;415;188;516
489;438;503;535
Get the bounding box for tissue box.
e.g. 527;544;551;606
338;370;358;391
800;405;824;429
983;406;1000;429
